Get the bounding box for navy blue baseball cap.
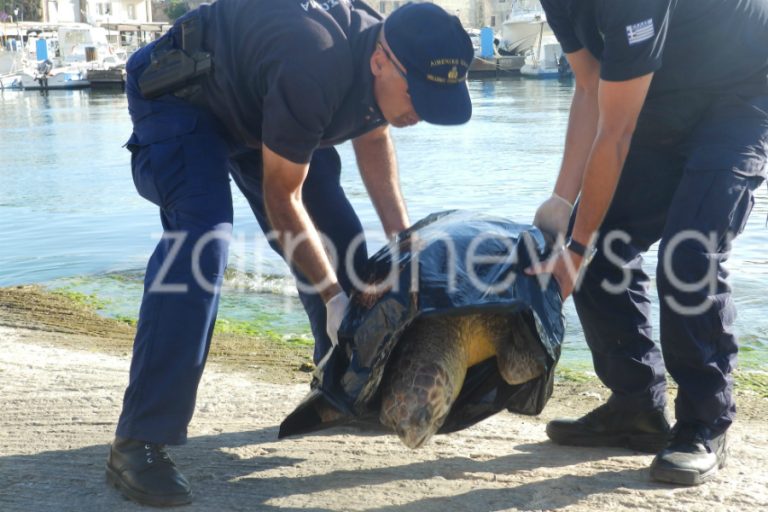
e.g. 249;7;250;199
384;2;474;125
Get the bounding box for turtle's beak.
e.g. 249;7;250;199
397;425;431;450
395;407;436;449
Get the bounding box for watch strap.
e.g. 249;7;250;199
566;238;589;257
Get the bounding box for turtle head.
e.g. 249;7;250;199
380;372;455;449
378;316;468;449
393;405;443;449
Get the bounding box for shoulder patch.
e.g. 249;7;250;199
626;19;655;46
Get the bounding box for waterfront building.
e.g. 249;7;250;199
376;0;471;27
45;0;153;24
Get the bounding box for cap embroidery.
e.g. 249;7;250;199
426;59;468;84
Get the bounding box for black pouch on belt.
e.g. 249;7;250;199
138;14;212;99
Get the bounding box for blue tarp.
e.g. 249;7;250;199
279;210;566;438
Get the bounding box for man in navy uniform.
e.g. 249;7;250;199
529;0;768;485
106;1;473;505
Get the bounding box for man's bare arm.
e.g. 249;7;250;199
553;48;601;204
262;144;342;303
353;125;410;238
570;72;654;245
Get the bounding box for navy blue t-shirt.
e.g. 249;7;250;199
541;0;768;97
198;0;386;164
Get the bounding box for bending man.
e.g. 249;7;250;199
530;0;767;486
107;1;474;506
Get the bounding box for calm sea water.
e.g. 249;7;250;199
1;80;766;369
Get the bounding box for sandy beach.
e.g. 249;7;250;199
1;285;767;511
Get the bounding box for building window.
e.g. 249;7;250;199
491;15;496;27
127;4;136;19
97;3;112;15
393;1;400;8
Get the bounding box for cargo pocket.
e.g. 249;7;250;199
705;173;759;252
127;113;198;209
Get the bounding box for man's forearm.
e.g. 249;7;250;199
264;193;342;303
554;86;599;204
570;134;630;245
353;128;410;238
570;73;653;246
261;144;342;303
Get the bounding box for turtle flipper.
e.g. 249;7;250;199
489;313;547;386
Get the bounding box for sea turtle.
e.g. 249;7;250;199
379;311;547;449
278;211;563;444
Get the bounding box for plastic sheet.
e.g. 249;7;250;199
279;210;565;439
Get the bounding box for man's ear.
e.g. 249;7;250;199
370;50;386;77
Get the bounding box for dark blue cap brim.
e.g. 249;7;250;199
406;76;472;126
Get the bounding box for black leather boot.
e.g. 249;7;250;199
650;422;728;485
106;437;192;507
546;402;671;453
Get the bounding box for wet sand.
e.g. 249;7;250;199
1;286;766;511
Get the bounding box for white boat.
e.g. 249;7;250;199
15;61;90;90
520;34;570;79
57;24;126;67
0;73;22;89
8;57;91;91
4;24;126;91
499;8;551;56
0;51;24;90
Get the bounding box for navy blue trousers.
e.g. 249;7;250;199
573;91;768;435
116;40;367;444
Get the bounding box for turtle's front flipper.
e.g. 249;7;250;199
488;313;547;386
379;317;467;449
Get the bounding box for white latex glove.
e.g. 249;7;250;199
533;194;574;248
325;291;350;347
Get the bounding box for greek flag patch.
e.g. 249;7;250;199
626;19;655;45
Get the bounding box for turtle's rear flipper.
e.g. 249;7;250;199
491;313;547;386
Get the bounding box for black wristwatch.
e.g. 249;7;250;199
566;237;596;266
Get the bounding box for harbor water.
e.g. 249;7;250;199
1;79;767;371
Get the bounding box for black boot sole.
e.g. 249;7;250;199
649;452;728;486
546;424;669;454
106;464;192;507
